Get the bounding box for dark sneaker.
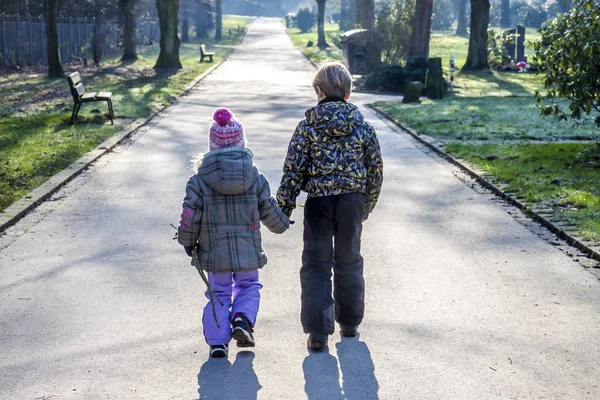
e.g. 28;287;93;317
307;332;328;351
209;344;228;358
232;313;255;348
340;325;358;337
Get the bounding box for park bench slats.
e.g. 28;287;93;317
67;72;114;125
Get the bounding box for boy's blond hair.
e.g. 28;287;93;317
312;62;352;99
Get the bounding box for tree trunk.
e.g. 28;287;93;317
409;0;433;58
356;0;374;30
456;0;468;35
195;0;211;38
317;0;328;48
155;0;182;69
92;0;107;65
44;0;63;77
215;0;221;40
181;0;189;42
500;0;510;28
463;0;490;70
121;0;138;61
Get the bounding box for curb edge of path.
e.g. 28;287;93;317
367;104;600;264
0;48;237;234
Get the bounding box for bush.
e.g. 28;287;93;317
296;7;315;33
533;0;600;126
375;0;414;64
358;56;429;93
487;28;517;67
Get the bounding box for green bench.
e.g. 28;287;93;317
67;72;114;125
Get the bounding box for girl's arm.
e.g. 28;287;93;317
177;175;204;246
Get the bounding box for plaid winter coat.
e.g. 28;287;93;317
178;147;289;273
276;100;383;219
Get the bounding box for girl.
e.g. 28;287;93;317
178;108;290;358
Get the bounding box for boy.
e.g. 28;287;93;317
277;62;383;350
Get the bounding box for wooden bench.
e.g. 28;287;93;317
67;72;114;125
199;44;214;63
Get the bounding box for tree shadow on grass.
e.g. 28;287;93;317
456;69;534;97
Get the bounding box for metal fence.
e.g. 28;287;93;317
0;14;160;67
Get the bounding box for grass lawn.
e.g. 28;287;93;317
285;23;600;247
287;23;344;64
0;16;250;212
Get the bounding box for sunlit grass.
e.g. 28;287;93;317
445;142;600;242
287;23;344;64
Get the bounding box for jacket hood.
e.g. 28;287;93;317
197;147;259;195
305;101;364;137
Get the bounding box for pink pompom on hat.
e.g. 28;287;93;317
209;108;246;151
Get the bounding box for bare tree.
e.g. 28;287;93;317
408;0;433;57
120;0;140;61
92;0;110;65
194;0;212;38
155;0;182;68
44;0;64;77
463;0;490;70
215;0;221;40
181;0;189;42
456;0;468;35
356;0;374;29
316;0;328;48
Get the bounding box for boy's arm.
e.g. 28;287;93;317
258;174;290;234
177;176;204;247
362;124;383;219
276;122;311;217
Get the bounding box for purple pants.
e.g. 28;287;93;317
203;270;263;345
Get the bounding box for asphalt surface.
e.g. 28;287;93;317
1;18;599;400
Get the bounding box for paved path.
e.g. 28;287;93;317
1;18;600;400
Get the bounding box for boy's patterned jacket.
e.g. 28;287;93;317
178;147;289;272
277;100;383;219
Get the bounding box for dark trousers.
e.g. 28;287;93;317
301;192;364;334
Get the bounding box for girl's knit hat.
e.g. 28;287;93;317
209;108;245;151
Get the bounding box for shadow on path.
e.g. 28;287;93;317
198;351;261;399
337;336;379;400
303;347;343;400
303;336;379;400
